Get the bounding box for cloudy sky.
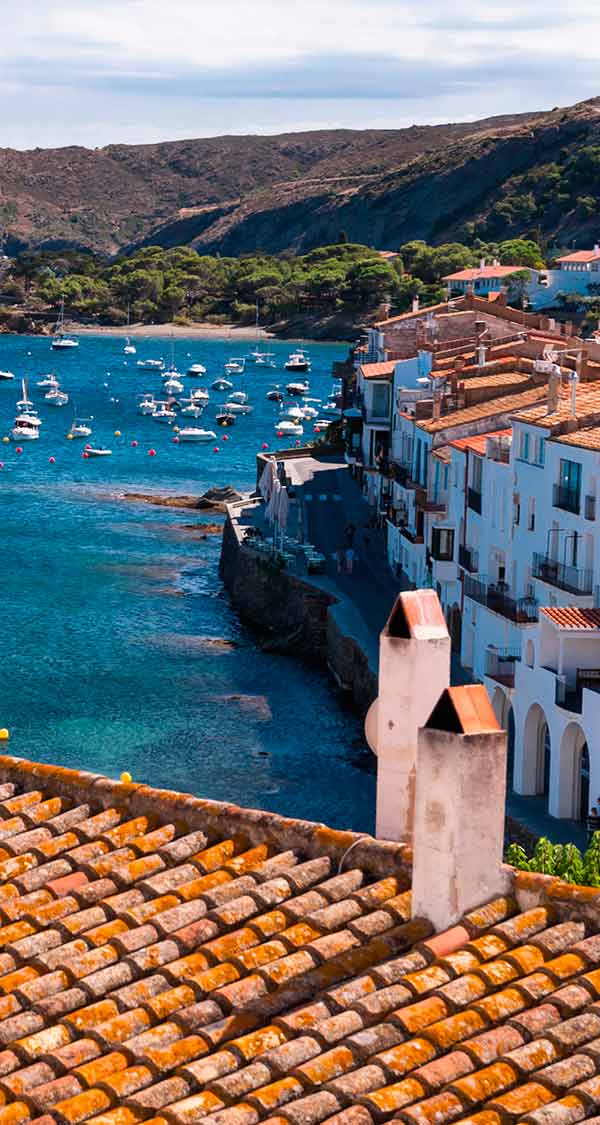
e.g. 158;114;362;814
2;0;599;149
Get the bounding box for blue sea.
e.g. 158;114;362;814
0;334;375;832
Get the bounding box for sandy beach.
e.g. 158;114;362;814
73;322;274;339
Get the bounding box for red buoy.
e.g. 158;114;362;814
277;431;283;438
82;452;89;459
213;446;219;453
15;447;23;454
85;444;91;450
131;440;138;448
222;434;228;442
173;436;179;443
0;463;4;469
148;449;156;457
261;442;268;450
49;457;56;464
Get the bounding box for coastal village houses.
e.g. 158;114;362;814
443;245;600;310
346;291;600;831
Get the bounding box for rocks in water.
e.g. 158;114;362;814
120;485;244;511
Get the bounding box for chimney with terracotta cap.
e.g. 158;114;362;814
411;685;509;931
365;590;450;842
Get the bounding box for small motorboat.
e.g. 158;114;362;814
11;419;39;441
68;418;93;439
190;387;209;404
216;411;235;427
153;403;176;424
179;399;204;418
45;387;69;407
255;352;276;368
85;446;113;457
286;381;309;396
137;394;157;415
178;427;217;443
137;358;164;370
284;349;310;372
280;405;305;422
0;370;15;381
313;419;332;433
223;399;253;414
187;363;207;377
163;376;184;395
301;405;319;419
37;374;58;388
266;388;283;402
321;399;342;416
124;337;136;355
275;420;303;437
211;377;233;392
224;358;245;375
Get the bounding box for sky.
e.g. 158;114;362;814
1;0;599;150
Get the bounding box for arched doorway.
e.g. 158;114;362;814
558;722;590;820
447;604;462;653
491;688;515;789
522;702;551;803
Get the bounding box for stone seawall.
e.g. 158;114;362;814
220;513;377;713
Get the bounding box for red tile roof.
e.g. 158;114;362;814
541;607;600;630
450;429;511;455
443;267;524;282
359;362;395;381
0;758;596;1125
556;250;600;264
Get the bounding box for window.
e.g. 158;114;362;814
555;459;582;513
431;528;455;561
520;432;530;461
371;383;390;418
528;498;536;531
471;456;483;493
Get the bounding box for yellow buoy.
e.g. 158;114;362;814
120;771;132;784
0;729;9;741
2;437;8;444
114;430;121;438
174;426;179;433
67;433;74;440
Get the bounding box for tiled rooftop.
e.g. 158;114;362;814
0;759;598;1125
458;372;530;391
450;430;511;456
419;388;546;434
443;266;522;281
541;607;600;630
551;426;600;452
513;385;600;429
359;363;396;381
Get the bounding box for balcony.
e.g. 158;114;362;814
485;647;521;688
458;544;479;573
393;463;411;487
553;483;581;515
400;525;424;545
467;487;482;514
585;494;596;521
464;574;539;623
532;553;593;596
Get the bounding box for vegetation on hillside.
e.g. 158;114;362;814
1;237;548;329
506;834;600;887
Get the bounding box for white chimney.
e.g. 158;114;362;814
570;369;579;417
477;343;487;367
411;685;509;931
547;364;561;413
479;258;486;271
412;296;420;314
365;590;450;842
595;243;599;257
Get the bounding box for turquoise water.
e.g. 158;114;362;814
0;334;374;831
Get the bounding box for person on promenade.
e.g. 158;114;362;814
345;546;355;574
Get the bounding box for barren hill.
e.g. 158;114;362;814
2;98;600;256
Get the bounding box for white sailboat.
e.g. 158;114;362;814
123;307;136;354
51;297;79;350
178;427;217;443
68;416;93;439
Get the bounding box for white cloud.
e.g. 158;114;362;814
0;0;599;147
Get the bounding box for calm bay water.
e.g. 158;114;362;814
0;333;374;831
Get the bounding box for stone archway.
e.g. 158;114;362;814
558;722;590;820
522;702;551;803
447;604;462;653
492;688;515;788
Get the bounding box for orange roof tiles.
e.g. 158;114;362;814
541;607;600;630
443;266;524;281
513;383;600;428
420;387;547;433
358;362;395;380
556;250;600;263
0;758;596;1125
450;430;511;456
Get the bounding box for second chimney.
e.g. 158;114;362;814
411;685;509;931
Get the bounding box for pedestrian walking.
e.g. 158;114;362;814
345;546;355;574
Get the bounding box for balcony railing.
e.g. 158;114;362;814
400;525;424;545
553;483;581;514
585;494;596;521
464;574;539;623
468;487;482;514
532;553;593;596
485;647;521;688
556;668;600;712
458;544;479;573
